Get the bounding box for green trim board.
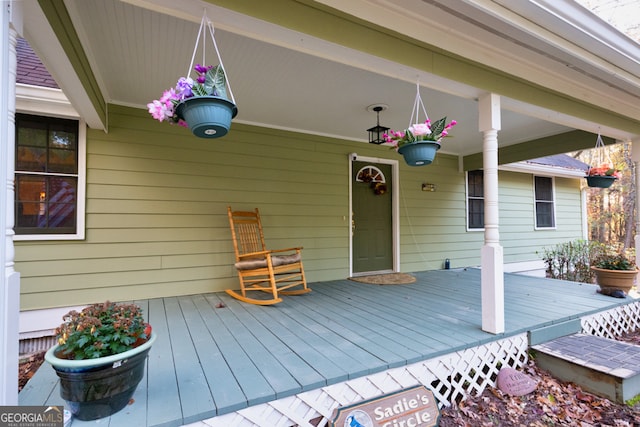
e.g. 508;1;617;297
36;0;107;126
463;130;617;171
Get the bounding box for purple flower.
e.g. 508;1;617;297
194;64;211;74
175;77;193;99
194;64;212;84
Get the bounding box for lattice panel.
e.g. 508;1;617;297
189;334;529;427
581;301;640;339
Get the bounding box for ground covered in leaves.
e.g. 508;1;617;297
439;329;640;426
18;330;640;425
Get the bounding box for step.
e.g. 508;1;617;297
531;333;640;403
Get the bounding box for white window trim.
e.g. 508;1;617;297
14;84;86;240
533;175;557;230
465;170;484;232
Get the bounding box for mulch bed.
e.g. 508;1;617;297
18;330;640;425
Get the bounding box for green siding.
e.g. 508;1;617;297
15;105;584;310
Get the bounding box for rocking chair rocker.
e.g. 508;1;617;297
226;207;311;305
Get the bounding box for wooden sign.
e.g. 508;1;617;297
330;385;440;427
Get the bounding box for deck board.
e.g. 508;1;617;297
200;294;303;398
209;294;326;393
171;297;217;424
191;295;248;414
146;297;183;427
19;268;637;427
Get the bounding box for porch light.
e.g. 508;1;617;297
367;104;389;144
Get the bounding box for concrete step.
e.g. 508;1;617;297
531;333;640;403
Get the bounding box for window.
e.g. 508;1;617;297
15;113;85;239
534;176;555;228
467;170;484;229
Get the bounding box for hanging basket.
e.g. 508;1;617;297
398;141;440;166
176;96;238;138
586;175;616;188
585;132;619;188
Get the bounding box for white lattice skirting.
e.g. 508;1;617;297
581;301;640;339
185;302;640;427
186;334;529;427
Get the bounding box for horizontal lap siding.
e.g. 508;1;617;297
15;105;584;310
499;173;584;263
16;106;366;309
399;168;584;271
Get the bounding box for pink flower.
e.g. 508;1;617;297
147;100;170;122
409;123;431;136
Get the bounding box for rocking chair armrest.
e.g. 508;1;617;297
238;250;270;259
269;247;303;254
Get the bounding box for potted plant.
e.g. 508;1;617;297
585;163;621;188
147;64;238;138
383;117;457;166
44;301;156;421
591;252;638;295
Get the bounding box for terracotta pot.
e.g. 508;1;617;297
591;266;638;293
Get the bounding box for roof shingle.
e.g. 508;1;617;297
16;37;58;89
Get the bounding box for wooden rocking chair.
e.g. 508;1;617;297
226;207;311;305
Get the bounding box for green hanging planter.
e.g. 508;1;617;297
586;175;616;188
176;96;238;139
397;141;440;166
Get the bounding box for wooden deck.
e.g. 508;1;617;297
19;268;638;427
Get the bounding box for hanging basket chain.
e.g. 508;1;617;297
186;10;236;104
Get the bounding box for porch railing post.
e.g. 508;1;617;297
478;93;504;334
632;140;640;269
0;0;21;405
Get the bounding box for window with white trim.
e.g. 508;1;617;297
15;113;85;239
466;170;484;230
534;176;555;228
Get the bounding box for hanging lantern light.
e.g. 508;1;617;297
367;104;389;144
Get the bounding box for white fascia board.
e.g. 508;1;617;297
500;162;586;179
21;1;104;130
16;84;79;119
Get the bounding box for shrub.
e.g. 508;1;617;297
539;240;604;283
54;301;151;360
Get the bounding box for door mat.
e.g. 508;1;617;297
349;273;416;285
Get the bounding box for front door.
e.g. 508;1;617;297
352;161;393;274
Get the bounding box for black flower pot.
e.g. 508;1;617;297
45;333;156;421
586;175;616;188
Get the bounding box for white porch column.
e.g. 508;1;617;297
632;140;640;268
478;93;504;334
0;0;21;405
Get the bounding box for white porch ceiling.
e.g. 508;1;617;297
21;0;640;157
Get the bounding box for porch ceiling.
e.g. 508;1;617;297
20;0;640;159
